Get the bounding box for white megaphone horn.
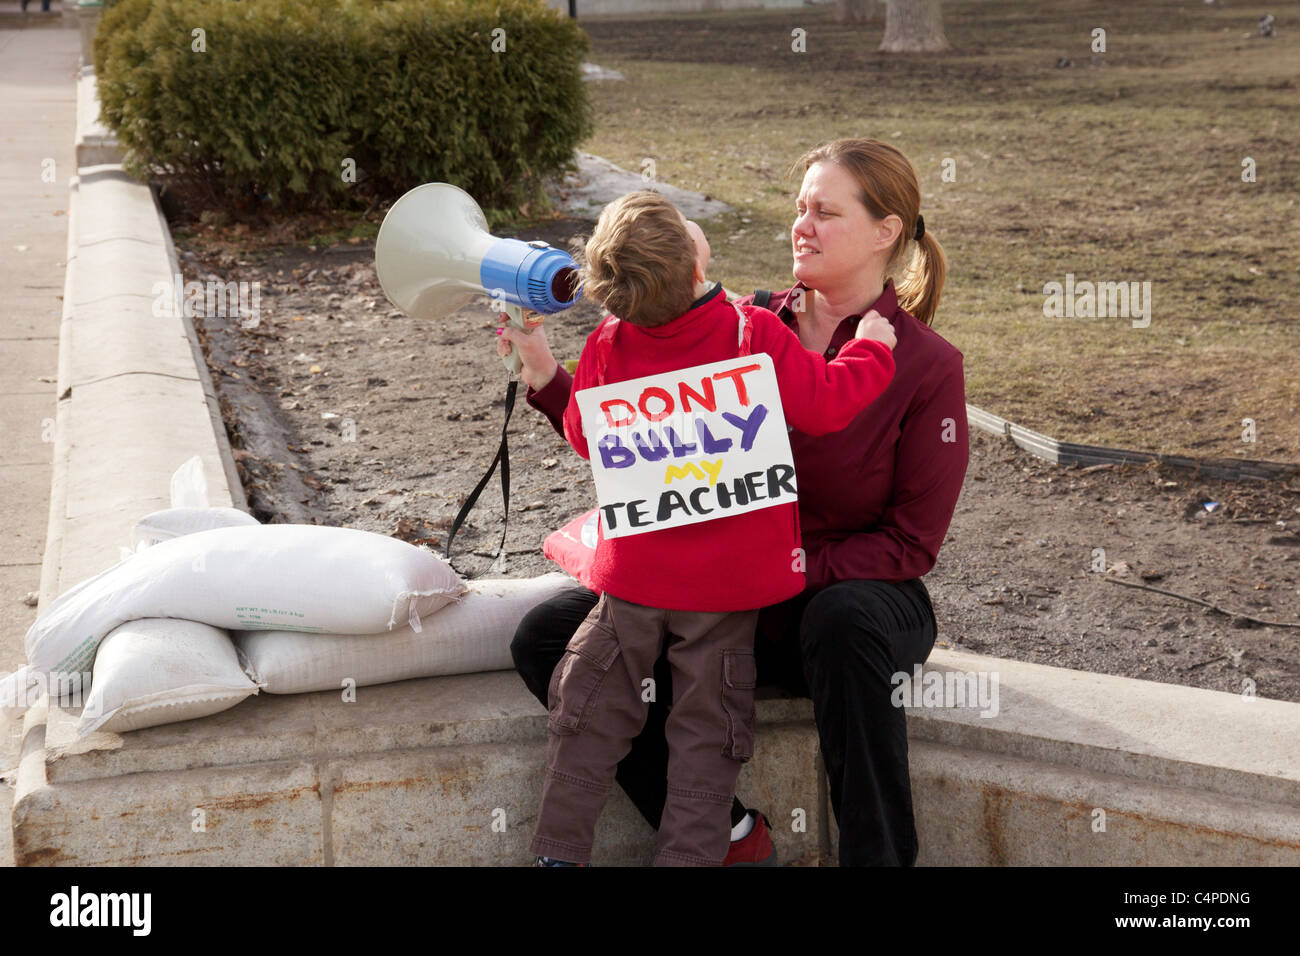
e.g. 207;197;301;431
374;182;582;375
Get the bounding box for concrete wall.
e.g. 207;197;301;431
18;652;1299;866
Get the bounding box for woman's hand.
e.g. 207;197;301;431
855;309;897;351
496;314;559;391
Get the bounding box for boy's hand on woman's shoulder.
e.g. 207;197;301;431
855;310;897;351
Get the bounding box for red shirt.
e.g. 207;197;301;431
529;279;968;593
558;285;895;612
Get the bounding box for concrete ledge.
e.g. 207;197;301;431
911;740;1300;866
74;73;121;167
910;649;1297;808
19;672;827;866
19;652;1300;866
42;169;240;591
901;651;1300;865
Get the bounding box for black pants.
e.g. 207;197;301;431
510;578;937;866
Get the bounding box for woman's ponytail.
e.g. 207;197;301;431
895;230;946;327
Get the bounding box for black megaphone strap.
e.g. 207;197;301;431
443;379;517;572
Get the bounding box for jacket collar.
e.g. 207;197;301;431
625;281;727;337
774;278;900;327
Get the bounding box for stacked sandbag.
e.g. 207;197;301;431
78;619;261;738
131;506;260;549
237;574;575;694
2;524;466;717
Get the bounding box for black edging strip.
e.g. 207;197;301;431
965;404;1298;482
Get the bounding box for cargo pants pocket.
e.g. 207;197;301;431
720;648;757;761
548;613;623;736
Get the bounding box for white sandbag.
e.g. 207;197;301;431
237;573;575;694
7;524;467;714
170;454;210;508
132;506;260;549
78;619;261;738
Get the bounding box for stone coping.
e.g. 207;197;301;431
41;649;1299;813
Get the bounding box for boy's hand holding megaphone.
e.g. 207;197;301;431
496;313;559;391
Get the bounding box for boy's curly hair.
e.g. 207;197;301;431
579;191;697;328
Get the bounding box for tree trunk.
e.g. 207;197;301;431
834;0;881;25
880;0;950;53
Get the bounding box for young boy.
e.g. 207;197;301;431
531;191;896;866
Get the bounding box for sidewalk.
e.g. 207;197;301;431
0;25;79;866
0;0;65;23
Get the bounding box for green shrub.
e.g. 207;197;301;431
93;0;593;218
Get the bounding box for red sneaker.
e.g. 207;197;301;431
722;811;777;867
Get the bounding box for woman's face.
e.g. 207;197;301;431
680;212;711;282
792;160;885;290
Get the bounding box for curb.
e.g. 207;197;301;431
44;162;246;590
966;403;1297;482
74;70;121;168
13;153;250;863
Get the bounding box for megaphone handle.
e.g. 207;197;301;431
500;303;535;378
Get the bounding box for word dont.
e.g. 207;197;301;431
597;363;763;429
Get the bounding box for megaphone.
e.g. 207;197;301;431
374;182;582;375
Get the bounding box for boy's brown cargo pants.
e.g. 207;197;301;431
530;592;759;866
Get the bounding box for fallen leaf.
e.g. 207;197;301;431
310;365;323;374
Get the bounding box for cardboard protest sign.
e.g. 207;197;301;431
573;354;797;539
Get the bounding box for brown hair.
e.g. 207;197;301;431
579;191;698;328
794;138;946;326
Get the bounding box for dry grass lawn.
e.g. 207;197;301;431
567;0;1299;461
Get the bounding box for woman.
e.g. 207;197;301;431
499;138;968;866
